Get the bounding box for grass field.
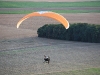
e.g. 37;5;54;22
0;1;100;8
0;1;100;13
37;68;100;75
0;37;100;75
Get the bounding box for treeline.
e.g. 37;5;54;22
37;23;100;43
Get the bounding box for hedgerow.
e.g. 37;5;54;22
37;23;100;43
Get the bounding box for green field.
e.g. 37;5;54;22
0;1;100;13
1;9;100;14
37;68;100;75
0;1;100;8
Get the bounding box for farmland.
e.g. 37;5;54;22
0;0;100;75
0;1;100;13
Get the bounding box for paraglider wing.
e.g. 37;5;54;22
17;11;69;29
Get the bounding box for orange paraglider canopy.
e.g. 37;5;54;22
17;11;69;29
